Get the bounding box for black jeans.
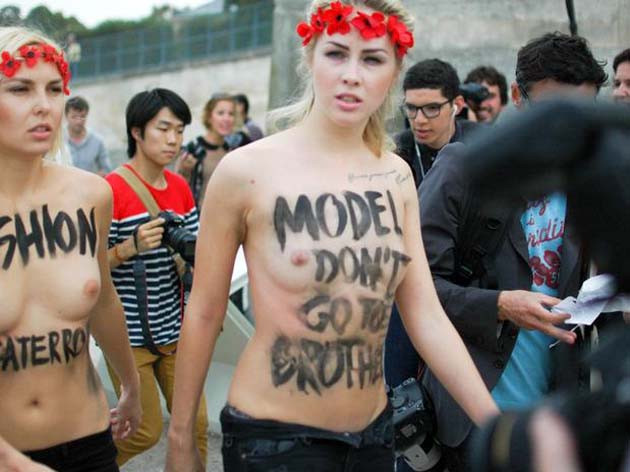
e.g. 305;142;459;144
23;428;118;472
221;403;395;472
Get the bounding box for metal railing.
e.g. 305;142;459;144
72;2;273;81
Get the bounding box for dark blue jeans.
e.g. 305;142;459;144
385;304;423;472
221;403;395;472
23;428;118;472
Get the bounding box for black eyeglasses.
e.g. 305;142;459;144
517;83;531;103
402;99;451;119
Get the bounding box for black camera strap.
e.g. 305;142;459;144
114;166;170;355
132;258;163;356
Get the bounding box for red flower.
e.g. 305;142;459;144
297;22;315;46
0;51;21;78
351;11;387;40
310;8;325;33
323;1;353;35
18;45;41;67
40;44;59;63
387;15;414;57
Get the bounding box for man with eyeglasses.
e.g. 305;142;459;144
385;58;484;472
417;33;607;472
394;59;482;189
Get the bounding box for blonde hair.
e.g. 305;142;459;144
0;26;67;163
268;0;414;157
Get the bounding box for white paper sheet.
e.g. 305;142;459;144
551;274;630;325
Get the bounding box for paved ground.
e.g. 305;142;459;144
121;424;223;472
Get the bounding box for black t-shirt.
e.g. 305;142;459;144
395;119;483;188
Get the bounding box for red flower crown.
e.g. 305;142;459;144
0;43;71;95
296;2;414;58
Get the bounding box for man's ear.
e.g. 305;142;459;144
131;127;143;142
511;82;525;109
453;95;466;116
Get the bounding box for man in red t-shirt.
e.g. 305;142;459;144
105;89;208;466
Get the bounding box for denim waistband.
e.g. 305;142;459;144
221;402;393;448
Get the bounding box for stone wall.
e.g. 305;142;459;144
71;51;272;166
270;0;630;108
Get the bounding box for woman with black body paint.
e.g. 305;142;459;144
0;26;141;471
166;2;499;471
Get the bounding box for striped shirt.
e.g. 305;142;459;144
106;164;199;347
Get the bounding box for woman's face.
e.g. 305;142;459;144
310;17;398;129
0;58;64;158
208;99;235;137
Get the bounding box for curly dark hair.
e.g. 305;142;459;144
613;48;630;73
464;66;508;105
516;32;608;92
403;59;460;101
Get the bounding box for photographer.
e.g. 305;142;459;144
463;65;508;123
418;33;608;471
105;88;208;467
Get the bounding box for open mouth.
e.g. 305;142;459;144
336;94;362;104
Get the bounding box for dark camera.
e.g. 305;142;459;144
471;328;630;472
158;211;196;265
389;378;443;471
460;83;490;106
185;140;206;161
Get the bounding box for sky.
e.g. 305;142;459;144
14;0;212;28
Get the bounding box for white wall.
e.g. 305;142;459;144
72;52;272;166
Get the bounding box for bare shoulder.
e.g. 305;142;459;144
215;131;293;182
44;162;112;208
383;151;416;198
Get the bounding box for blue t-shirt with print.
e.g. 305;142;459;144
492;193;567;410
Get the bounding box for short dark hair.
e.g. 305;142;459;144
403;59;460;101
65;96;89;114
232;93;249;116
515;32;607;92
125;88;191;158
465;65;508;105
613;48;630;73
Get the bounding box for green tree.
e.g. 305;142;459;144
23;5;87;41
0;5;21;26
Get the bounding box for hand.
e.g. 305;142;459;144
175;151;198;177
165;432;204;472
530;408;582;472
3;454;55;472
110;383;142;440
134;218;165;254
497;290;577;344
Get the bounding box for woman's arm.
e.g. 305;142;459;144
395;166;499;426
88;180;141;440
0;436;54;472
165;152;248;472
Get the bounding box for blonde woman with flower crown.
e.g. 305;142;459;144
166;1;499;471
0;26;140;471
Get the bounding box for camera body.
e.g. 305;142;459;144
389;378;443;471
158;211;196;265
460;83;490;106
185;140;207;162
